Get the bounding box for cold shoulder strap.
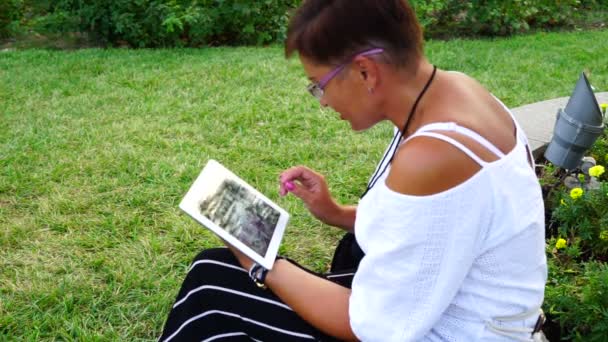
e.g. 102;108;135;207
404;131;489;167
415;122;506;158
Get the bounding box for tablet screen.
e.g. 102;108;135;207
198;178;280;256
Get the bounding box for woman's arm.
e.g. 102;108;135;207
266;259;358;341
226;166;360;339
324;204;357;232
228;246;358;341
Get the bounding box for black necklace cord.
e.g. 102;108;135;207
361;65;438;198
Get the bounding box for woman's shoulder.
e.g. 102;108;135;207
386;134;485;197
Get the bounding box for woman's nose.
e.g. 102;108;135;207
319;97;329;107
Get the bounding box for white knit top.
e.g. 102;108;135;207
349;107;547;341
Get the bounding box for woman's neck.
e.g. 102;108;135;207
381;59;438;135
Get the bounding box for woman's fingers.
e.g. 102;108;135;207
280;179;310;201
280;166;314;184
278;166;324;202
278;165;339;224
280;166;317;191
285;181;313;202
279;180;295;197
285;181;295;191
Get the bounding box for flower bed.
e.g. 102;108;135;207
538;104;608;341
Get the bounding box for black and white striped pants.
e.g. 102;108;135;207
159;248;356;342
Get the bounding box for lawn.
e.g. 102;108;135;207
1;29;608;340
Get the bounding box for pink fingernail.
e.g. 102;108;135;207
285;181;295;191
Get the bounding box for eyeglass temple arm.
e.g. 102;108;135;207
318;48;384;89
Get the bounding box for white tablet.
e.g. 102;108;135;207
179;159;289;270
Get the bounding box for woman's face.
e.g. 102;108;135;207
300;55;381;131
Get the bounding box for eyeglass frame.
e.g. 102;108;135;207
306;48;384;100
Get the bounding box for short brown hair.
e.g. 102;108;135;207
285;0;423;68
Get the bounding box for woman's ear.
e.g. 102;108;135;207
353;56;379;90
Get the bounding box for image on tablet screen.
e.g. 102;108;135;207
198;179;280;256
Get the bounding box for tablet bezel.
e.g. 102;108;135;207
179;159;289;270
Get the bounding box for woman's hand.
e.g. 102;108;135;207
279;166;342;226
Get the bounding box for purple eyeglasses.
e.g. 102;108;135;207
307;48;384;100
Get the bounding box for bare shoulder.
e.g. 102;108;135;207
385;135;483;196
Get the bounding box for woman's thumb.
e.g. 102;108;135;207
285;181;311;202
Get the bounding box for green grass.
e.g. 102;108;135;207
1;29;608;340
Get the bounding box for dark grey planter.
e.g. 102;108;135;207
544;73;604;170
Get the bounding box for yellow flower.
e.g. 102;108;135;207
570;187;584;200
601;103;608;113
556;238;567;249
600;231;608;241
589;165;605;178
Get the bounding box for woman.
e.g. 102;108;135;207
159;0;547;341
